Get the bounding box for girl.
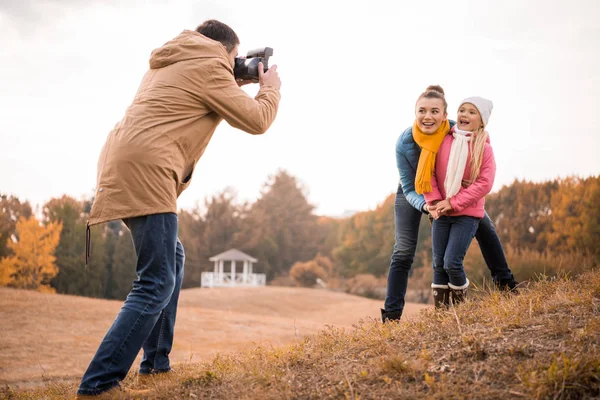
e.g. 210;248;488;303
425;97;496;307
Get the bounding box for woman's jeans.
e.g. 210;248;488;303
431;215;480;287
78;213;185;395
384;186;513;313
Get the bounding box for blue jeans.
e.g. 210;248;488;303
431;215;480;287
384;185;513;313
78;213;185;395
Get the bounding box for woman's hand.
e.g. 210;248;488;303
436;199;453;215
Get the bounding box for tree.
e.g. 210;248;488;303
332;193;396;277
0;194;33;259
546;176;600;259
178;207;207;288
44;195;108;298
289;253;333;287
235;170;320;280
105;222;137;299
0;215;62;292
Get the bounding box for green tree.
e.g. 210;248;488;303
44;196;108;298
0;194;33;259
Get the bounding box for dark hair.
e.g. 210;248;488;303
416;84;447;112
195;20;240;53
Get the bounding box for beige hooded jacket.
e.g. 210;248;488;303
87;30;280;228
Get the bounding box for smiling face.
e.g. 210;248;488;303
457;103;483;131
415;98;447;134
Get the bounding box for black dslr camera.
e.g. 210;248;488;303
234;47;273;82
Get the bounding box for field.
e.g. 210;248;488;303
0;285;427;389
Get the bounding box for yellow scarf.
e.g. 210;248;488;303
412;119;450;194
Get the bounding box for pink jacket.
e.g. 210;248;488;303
424;131;496;218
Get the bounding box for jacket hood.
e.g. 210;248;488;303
149;30;231;70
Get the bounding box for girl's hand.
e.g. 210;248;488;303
430;208;441;220
436;199;453;214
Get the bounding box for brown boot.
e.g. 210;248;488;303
431;284;450;308
449;279;470;306
76;386;152;399
137;369;177;387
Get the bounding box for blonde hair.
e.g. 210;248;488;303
468;127;488;183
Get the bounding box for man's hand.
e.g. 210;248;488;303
436;199;453;215
259;62;281;90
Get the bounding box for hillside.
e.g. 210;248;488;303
0;285;427;389
4;269;600;399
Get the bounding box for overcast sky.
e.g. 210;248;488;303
0;0;598;216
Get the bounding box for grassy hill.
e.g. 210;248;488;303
0;285;426;391
3;269;600;399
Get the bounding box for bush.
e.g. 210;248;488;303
290;253;333;287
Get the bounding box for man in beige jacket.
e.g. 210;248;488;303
77;20;281;398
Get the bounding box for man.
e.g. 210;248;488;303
77;20;281;398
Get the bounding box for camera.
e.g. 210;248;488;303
234;47;273;82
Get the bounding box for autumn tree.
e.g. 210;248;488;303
177;188;243;288
0;215;62;292
546;176;600;259
332;193;397;277
235;170;320;280
0;194;33;259
290;253;333;287
178;207;206;288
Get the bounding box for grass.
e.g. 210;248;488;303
3;269;600;399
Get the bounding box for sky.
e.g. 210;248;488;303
0;0;599;217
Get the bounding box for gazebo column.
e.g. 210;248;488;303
213;261;218;286
242;260;248;284
219;260;224;283
231;260;236;285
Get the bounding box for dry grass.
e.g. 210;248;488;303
0;285;426;391
3;269;600;399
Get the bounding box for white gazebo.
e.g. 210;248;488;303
201;248;266;288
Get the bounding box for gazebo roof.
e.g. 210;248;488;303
209;248;258;263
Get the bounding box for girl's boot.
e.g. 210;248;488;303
448;279;470;306
431;284;450;309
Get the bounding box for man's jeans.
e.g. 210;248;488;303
384;185;513;313
431;215;480;287
78;213;185;395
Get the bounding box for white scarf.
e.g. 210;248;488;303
444;128;471;198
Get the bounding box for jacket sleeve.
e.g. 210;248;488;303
397;129;426;212
449;143;496;212
424;169;443;204
202;60;281;135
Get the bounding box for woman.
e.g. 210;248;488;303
381;86;516;322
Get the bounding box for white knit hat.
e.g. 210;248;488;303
460;96;493;127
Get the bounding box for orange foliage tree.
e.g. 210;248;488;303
0;216;62;293
290;253;334;287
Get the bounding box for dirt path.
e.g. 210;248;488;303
0;286;428;388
